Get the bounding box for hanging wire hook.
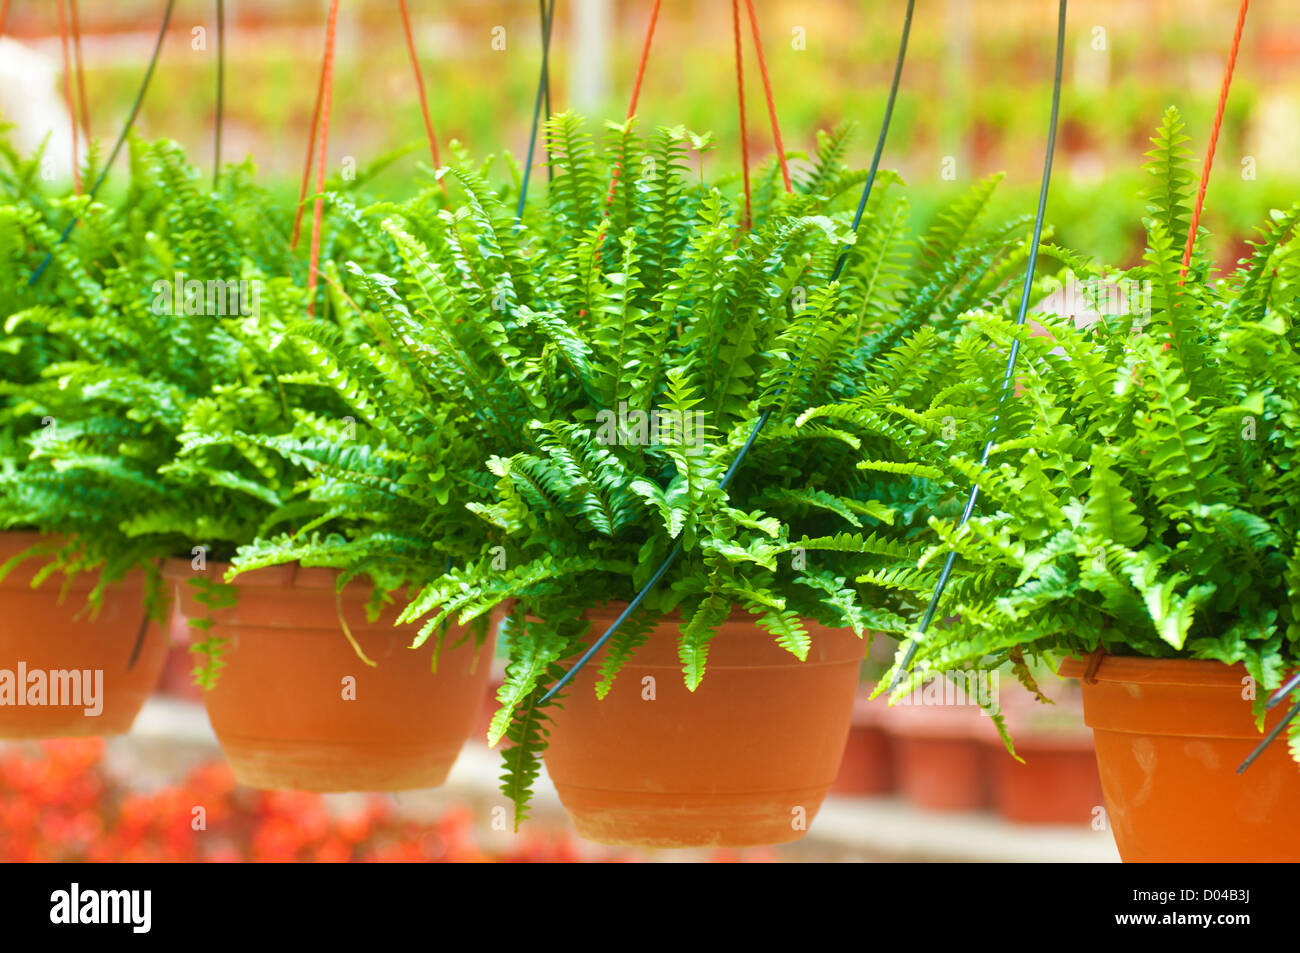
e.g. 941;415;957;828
29;0;176;286
1266;671;1300;709
886;0;1067;693
540;0;917;704
1238;696;1300;774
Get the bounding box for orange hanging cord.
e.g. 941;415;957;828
731;0;752;229
398;0;446;190
605;0;790;219
540;0;807;703
623;0;660;122
0;0;10;40
742;0;792;194
1179;0;1249;283
291;13;333;251
70;0;90;140
603;0;661;208
305;0;340;318
55;0;80;193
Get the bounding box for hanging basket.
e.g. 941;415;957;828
0;531;166;739
166;559;497;793
1060;655;1300;861
542;605;862;848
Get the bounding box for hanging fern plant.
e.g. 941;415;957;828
219;112;1040;821
846;108;1300;762
0;136;400;643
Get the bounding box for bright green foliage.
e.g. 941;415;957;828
0;138;371;637
1;116;1036;820
838;110;1300;762
226;114;1033;821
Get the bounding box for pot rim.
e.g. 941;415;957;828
163;557;345;591
577;600;847;629
0;531;146;593
1058;654;1253;688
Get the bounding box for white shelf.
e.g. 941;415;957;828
98;698;1121;862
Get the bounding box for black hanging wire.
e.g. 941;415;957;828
517;0;557;218
1238;669;1300;772
214;0;225;189
29;0;176;285
539;0;917;704
1238;691;1300;773
886;0;1067;693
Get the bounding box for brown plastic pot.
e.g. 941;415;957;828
166;559;496;792
0;532;166;738
542;606;863;847
1060;655;1300;862
881;701;990;812
830;692;895;796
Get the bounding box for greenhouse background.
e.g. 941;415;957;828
1;0;1298;867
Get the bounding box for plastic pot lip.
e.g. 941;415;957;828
578;600;755;625
1058;654;1252;688
162;557;340;590
0;529;49;548
536;601;864;669
0;530;60;568
577;600;851;631
0;531;145;593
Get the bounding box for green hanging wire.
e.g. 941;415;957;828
517;0;557;218
539;0;918;705
30;0;177;285
888;0;1068;692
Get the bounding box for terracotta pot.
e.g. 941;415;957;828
166;559;496;792
0;532;166;738
830;692;895;796
541;606;864;848
983;678;1103;825
1060;655;1300;862
881;701;989;812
